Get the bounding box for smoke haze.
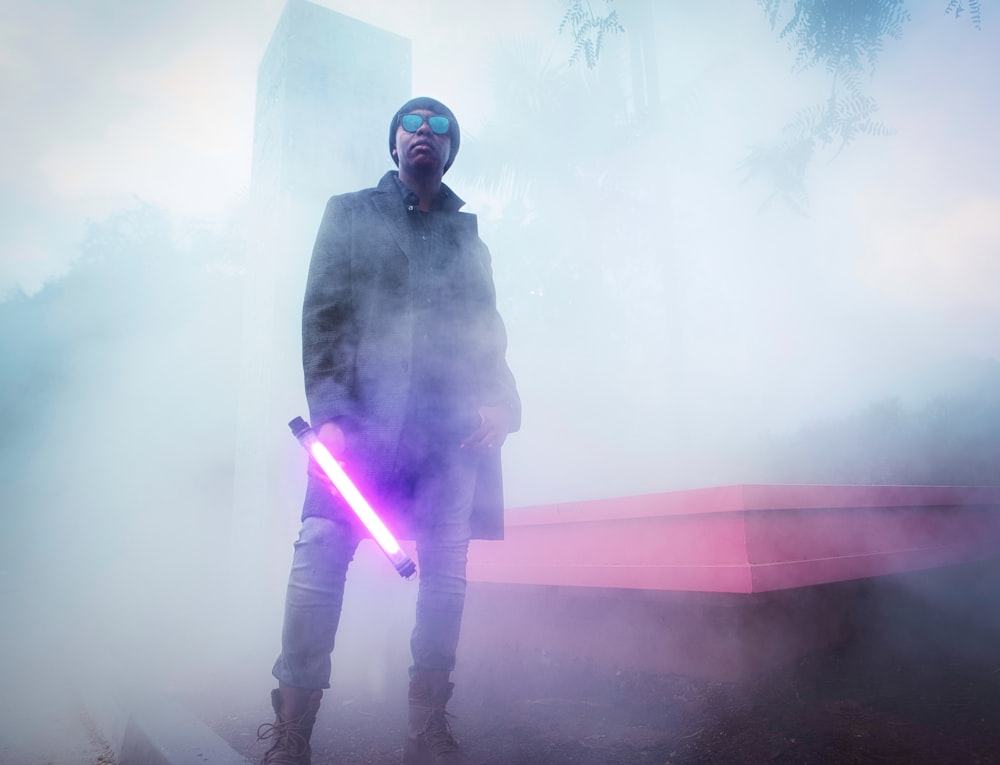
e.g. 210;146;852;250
2;0;1000;757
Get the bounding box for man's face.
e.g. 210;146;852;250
393;109;452;177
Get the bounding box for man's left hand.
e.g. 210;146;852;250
460;405;513;452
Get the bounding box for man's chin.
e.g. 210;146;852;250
405;157;444;176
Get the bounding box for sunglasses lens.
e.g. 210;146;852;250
400;113;450;135
400;114;422;132
428;116;450;135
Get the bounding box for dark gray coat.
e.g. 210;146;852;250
300;172;520;540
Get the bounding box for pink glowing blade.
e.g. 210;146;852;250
289;416;415;579
306;440;402;555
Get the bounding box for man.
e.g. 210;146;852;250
257;97;520;765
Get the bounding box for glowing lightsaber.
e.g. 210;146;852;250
289;416;416;580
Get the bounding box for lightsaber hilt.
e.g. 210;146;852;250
289;416;416;580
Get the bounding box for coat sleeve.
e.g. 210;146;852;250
475;238;522;434
302;194;359;430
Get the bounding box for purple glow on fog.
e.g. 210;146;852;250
308;440;403;556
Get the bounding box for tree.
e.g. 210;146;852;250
758;382;1000;486
0;204;245;591
559;0;985;212
745;0;984;211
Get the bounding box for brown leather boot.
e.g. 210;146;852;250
256;683;323;765
403;670;468;765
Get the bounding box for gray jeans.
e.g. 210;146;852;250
271;443;479;690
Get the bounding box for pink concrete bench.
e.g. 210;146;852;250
468;484;1000;593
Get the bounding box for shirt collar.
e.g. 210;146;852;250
391;171;464;212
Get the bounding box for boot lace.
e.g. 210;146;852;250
256;717;310;765
420;707;461;754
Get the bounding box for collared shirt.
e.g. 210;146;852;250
391;172;480;441
391;170;464;212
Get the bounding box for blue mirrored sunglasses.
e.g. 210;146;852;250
400;113;450;135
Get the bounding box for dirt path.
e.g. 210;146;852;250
206;629;1000;765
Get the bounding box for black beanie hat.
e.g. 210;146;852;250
389;96;460;173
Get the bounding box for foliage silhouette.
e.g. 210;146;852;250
0;203;245;565
559;0;625;69
739;79;894;213
945;0;983;29
746;0;984;211
556;1;983;213
764;384;1000;486
760;0;911;75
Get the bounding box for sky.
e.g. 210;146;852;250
0;0;555;295
1;1;995;323
1;0;999;496
1;1;995;348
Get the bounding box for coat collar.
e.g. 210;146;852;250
372;171;472;257
376;171;465;212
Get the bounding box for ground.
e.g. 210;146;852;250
205;617;1000;765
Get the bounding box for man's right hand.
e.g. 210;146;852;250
316;421;346;458
308;421;346;483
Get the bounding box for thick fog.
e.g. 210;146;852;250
2;0;1000;754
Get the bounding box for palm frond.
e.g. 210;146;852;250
945;0;983;29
